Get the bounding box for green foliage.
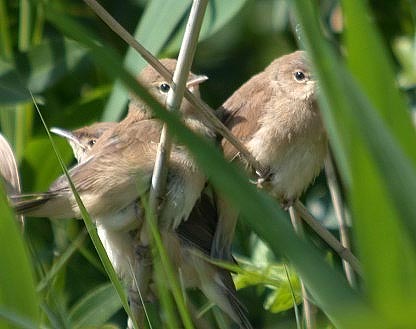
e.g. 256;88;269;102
0;182;39;328
1;0;416;328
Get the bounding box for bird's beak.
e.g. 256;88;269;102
50;127;86;151
186;74;209;88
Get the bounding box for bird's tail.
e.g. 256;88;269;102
200;266;253;329
10;193;55;215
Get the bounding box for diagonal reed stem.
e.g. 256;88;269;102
147;1;208;328
289;207;317;329
325;152;357;287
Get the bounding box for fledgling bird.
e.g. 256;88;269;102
13;59;252;328
51;122;117;164
213;50;328;260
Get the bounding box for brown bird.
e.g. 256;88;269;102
213;50;328;260
14;59;252;328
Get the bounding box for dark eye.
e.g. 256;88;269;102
88;139;96;147
159;83;170;93
294;71;306;81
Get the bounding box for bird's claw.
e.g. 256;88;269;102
251;166;272;189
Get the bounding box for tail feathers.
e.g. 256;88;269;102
201;269;253;329
10;193;56;215
217;271;253;329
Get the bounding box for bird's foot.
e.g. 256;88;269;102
250;166;272;189
280;198;295;211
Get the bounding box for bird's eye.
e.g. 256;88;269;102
88;139;96;147
294;71;306;81
159;83;171;93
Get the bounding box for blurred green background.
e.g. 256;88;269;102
1;0;416;328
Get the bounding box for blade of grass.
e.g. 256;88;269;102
0;0;12;60
284;264;302;329
18;0;32;52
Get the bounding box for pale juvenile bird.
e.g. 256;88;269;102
13;59;252;328
213;50;328;260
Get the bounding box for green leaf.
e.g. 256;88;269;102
68;283;121;328
21;136;73;191
0;180;39;328
0;38;88;106
164;0;249;52
0;60;29;105
234;262;301;314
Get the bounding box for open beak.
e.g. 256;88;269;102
186;74;208;89
50;127;86;151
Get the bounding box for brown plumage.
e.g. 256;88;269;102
213;50;328;260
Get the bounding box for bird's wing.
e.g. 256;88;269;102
220;72;271;160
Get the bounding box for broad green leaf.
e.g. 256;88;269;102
0;38;88;105
0;182;39;328
68;283;121;328
0;60;29;105
164;0;249;52
21;137;73;191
